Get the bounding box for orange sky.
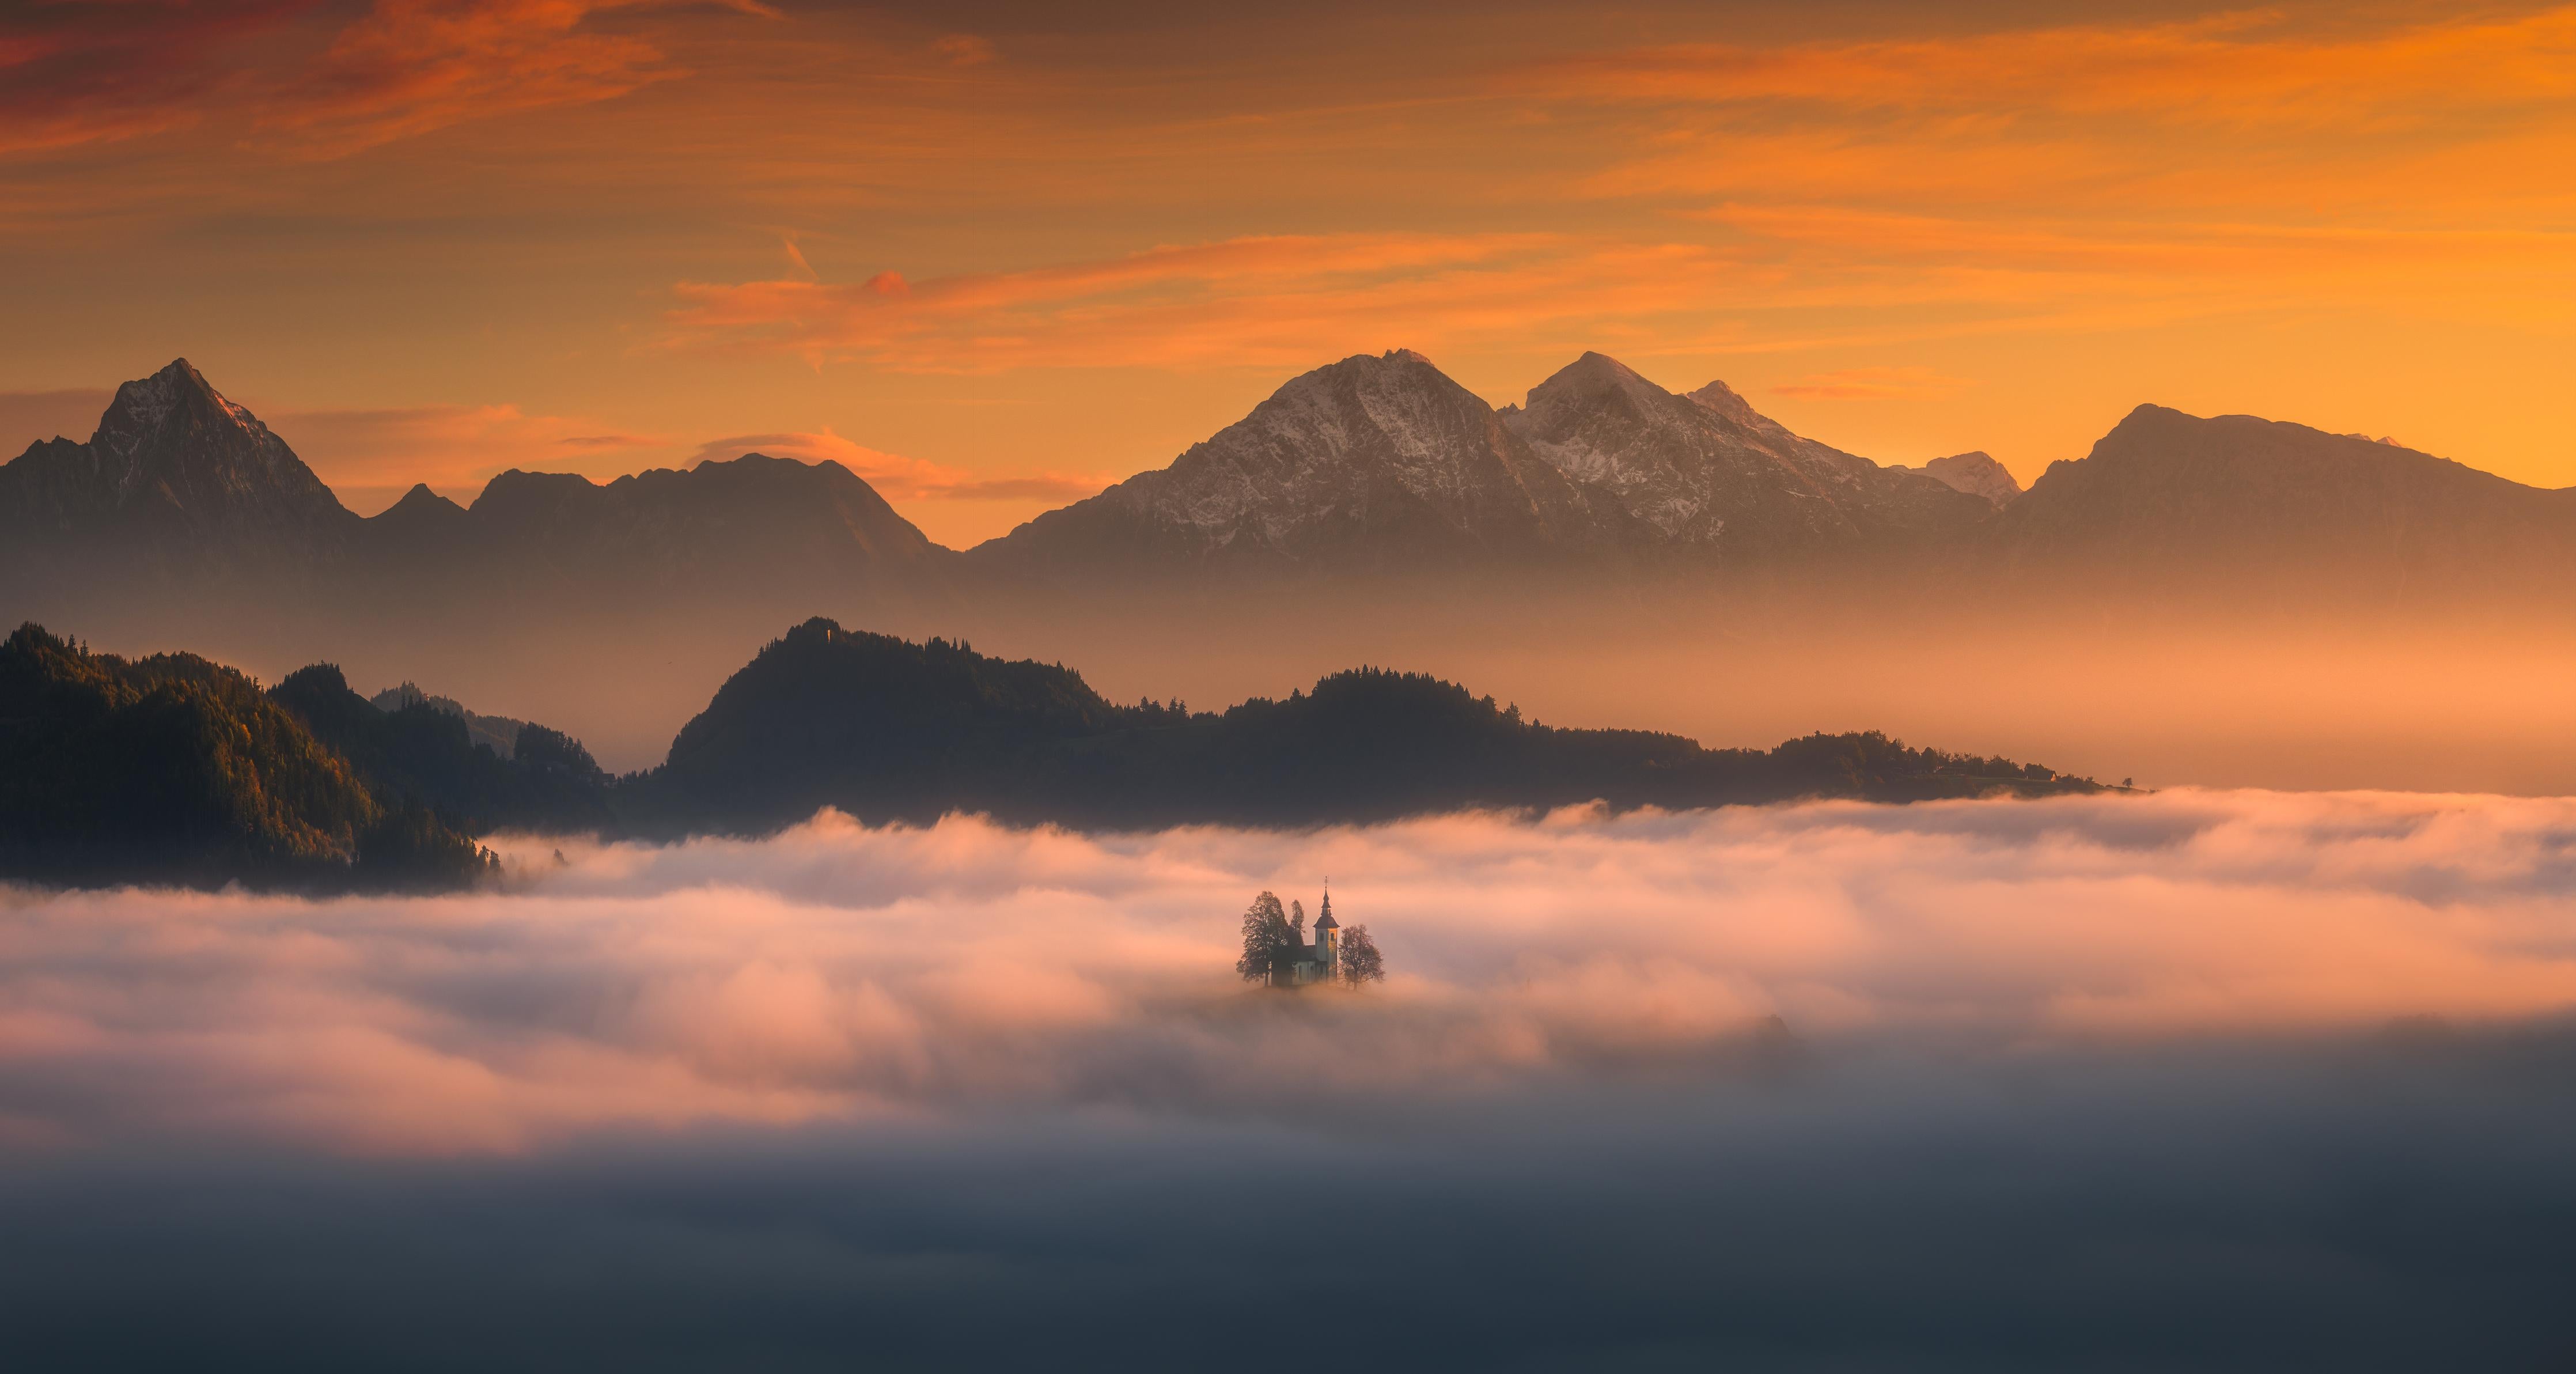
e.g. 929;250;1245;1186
3;0;2572;546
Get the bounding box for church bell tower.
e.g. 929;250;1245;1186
1313;883;1339;979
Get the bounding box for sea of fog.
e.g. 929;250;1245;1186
7;791;2576;1369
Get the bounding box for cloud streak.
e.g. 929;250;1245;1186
0;0;779;161
8;789;2576;1157
1520;8;2576;127
661;232;1774;372
1773;365;1969;400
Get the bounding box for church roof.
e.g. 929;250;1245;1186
1314;910;1338;929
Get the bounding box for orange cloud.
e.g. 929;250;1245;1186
1772;367;1968;402
931;33;994;68
0;0;306;157
660;203;2576;378
254;0;764;157
0;0;782;162
263;401;674;512
1521;7;2576;126
662;232;1775;372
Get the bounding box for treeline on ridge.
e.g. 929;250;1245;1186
0;624;497;891
1;617;2106;892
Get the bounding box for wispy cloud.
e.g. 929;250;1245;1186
262;400;672;511
0;0;781;161
252;0;767;158
1772;366;1969;401
661;232;1769;372
0;0;304;157
1517;8;2576;127
930;33;994;68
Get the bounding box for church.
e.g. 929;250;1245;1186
1270;889;1341;988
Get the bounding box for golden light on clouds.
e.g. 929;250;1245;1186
3;0;2572;542
13;793;2576;1155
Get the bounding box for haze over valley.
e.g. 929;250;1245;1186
8;352;2573;791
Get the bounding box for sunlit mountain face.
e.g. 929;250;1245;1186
6;1;2576;1368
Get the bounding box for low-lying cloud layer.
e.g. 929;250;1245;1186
7;789;2576;1156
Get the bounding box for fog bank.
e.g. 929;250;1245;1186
9;789;2576;1154
11;791;2576;1368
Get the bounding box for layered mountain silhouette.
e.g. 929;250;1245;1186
6;352;2573;605
1;359;946;607
4;615;2103;888
363;454;946;602
1897;452;2021;507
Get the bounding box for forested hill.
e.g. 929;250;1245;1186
0;624;495;891
2;618;2107;889
623;618;2104;832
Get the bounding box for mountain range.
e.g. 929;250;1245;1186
14;351;2571;607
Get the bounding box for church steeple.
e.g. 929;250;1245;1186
1313;880;1338;976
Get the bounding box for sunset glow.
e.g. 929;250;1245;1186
10;5;2576;1365
6;1;2573;540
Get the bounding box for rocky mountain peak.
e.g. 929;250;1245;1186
1683;378;1764;427
387;481;459;510
0;358;351;560
1903;452;2022;508
372;482;470;529
93;358;250;472
969;348;1608;573
1524;351;1670;419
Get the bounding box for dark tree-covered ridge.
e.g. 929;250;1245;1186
3;616;2111;890
625;618;2105;834
0;624;495;892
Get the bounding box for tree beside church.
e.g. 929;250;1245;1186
1236;886;1382;989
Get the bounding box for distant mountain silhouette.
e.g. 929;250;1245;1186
0;361;949;611
400;453;948;600
8;354;2574;618
1896;452;2021;508
369;680;529;757
1994;404;2576;595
